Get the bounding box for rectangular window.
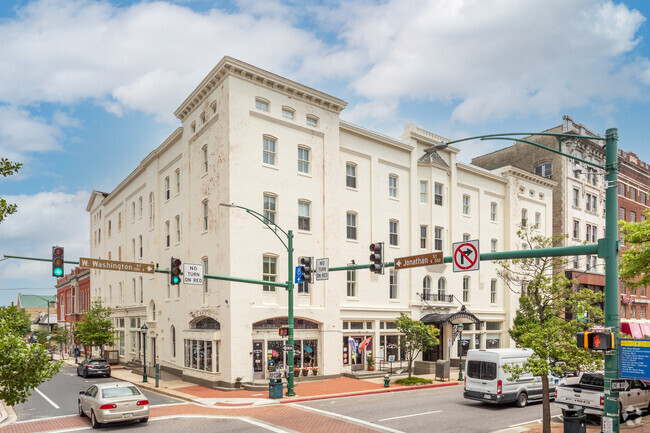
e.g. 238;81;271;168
202;145;208;174
631;211;637;222
282;108;294;119
620;183;626;196
306;116;318;127
573;220;579;239
619;207;626;221
490;239;497;253
591;195;597;212
175;215;181;243
573;188;579;207
573;256;579;269
389;175;398;198
165;177;170;200
490;280;496;304
263;137;276;165
346;163;357;189
521;209;527;227
631;188;637;201
462;195;470;215
434;183;443;206
389;220;398;246
346;212;357;240
389;269;397;299
256;99;269;111
535;212;541;229
203;258;209;294
347;270;357;297
434;227;443;251
420;225;427;249
592;225;597;242
298;147;310;174
586;224;592;242
420;181;427;203
642;193;647;205
175;169;181;194
463;277;470;302
263;194;276;224
165;221;170;247
263;256;277;292
490;202;497;222
203;201;209;231
298;201;310;231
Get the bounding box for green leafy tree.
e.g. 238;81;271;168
51;324;70;346
619;210;650;288
1;305;32;337
75;299;114;357
0;306;60;406
498;227;603;433
395;313;440;378
0;158;22;223
33;329;48;345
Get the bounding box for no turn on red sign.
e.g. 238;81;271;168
452;240;480;272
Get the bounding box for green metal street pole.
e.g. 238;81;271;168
286;230;295;396
141;323;148;383
603;128;620;432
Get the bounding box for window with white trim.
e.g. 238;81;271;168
462;195;470;215
298;146;310;174
490;279;497;304
490;202;497;222
420;226;427;249
434;227;443;251
282;107;294;120
346;212;357;240
463;276;470;302
306;115;318;127
298;200;310;231
165;177;170;201
346;163;357;189
389;220;399;246
263;137;276;165
434;183;443;206
389;269;398;299
420;181;427;203
263;255;277;292
255;98;269;112
389;175;398;198
202;145;208;174
175;215;181;243
264;194;277;224
202;200;209;231
347;270;357;297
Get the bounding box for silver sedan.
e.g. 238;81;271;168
78;381;149;428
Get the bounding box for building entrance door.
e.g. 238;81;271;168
253;341;265;380
349;336;364;371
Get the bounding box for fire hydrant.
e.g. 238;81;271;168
384;374;390;388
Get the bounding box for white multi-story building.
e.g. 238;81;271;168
86;57;554;387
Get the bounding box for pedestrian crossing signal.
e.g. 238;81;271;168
278;327;289;337
577;330;614;351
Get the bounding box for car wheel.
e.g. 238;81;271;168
140;417;148;423
91;411;102;429
515;392;528;408
83;370;88;379
105;373;110;378
78;401;85;417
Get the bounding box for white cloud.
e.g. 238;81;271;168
0;106;63;161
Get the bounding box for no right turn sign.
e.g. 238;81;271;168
452;240;480;272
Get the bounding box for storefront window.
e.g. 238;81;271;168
303;339;317;367
458;337;470;356
487;334;501;349
184;339;218;372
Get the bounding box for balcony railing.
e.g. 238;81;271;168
420;292;454;303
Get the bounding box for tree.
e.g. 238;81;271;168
1;305;32;337
75;299;114;357
0;158;22;223
498;227;603;433
619;210;650;288
0;306;60;406
395;313;440;378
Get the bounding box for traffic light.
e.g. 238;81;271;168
278;326;289;337
301;257;313;284
369;242;384;274
577;330;614;351
52;246;64;277
170;257;182;285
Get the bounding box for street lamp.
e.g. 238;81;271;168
427;129;620;431
220;202;297;397
457;322;464;381
141;323;148;383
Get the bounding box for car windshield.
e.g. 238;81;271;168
89;360;107;365
102;387;141;398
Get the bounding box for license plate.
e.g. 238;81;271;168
483;394;491;399
122;413;133;419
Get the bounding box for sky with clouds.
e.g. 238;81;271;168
0;0;649;306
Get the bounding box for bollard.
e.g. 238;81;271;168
155;363;159;388
384;374;390;388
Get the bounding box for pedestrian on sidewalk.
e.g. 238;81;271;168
74;346;80;364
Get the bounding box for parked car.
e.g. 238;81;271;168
555;372;650;419
77;358;111;378
463;348;560;408
78;382;149;428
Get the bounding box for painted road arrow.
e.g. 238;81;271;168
79;257;155;274
394;252;443;270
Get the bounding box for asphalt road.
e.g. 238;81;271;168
54;417;273;433
13;363;182;422
297;384;565;433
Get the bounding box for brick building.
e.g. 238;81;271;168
617;150;650;336
55;267;91;354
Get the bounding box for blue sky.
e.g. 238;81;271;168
1;0;649;306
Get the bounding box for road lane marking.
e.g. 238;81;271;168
290;403;404;433
34;387;60;409
509;414;562;427
379;410;442;421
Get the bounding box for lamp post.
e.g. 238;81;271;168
426;128;620;432
457;322;464;381
220;203;296;397
141;323;148;383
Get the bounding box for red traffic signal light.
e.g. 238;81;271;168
170;257;182;285
52;246;64;277
369;243;384;274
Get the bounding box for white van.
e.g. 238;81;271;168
463;348;559;408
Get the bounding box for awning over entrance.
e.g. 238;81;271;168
621;321;650;339
420;306;481;326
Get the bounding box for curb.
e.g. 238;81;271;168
0;400;16;428
280;381;460;403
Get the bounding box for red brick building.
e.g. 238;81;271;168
617;150;650;336
56;267;91;354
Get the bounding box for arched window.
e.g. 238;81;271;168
423;276;432;300
150;301;156;321
192;317;221;330
438;278;446;300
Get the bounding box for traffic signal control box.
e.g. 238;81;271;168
577;330;614;351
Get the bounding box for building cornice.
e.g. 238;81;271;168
340;121;414;152
498;165;557;188
174;56;347;121
457;162;507;184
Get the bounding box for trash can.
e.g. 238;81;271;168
435;359;450;381
269;377;283;399
562;407;586;433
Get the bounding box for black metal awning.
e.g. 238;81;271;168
420;306;481;326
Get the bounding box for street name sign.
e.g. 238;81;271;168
610;379;630;392
79;257;154;274
452;240;480;272
315;258;329;280
394;252;443;270
183;263;204;285
620;339;650;380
